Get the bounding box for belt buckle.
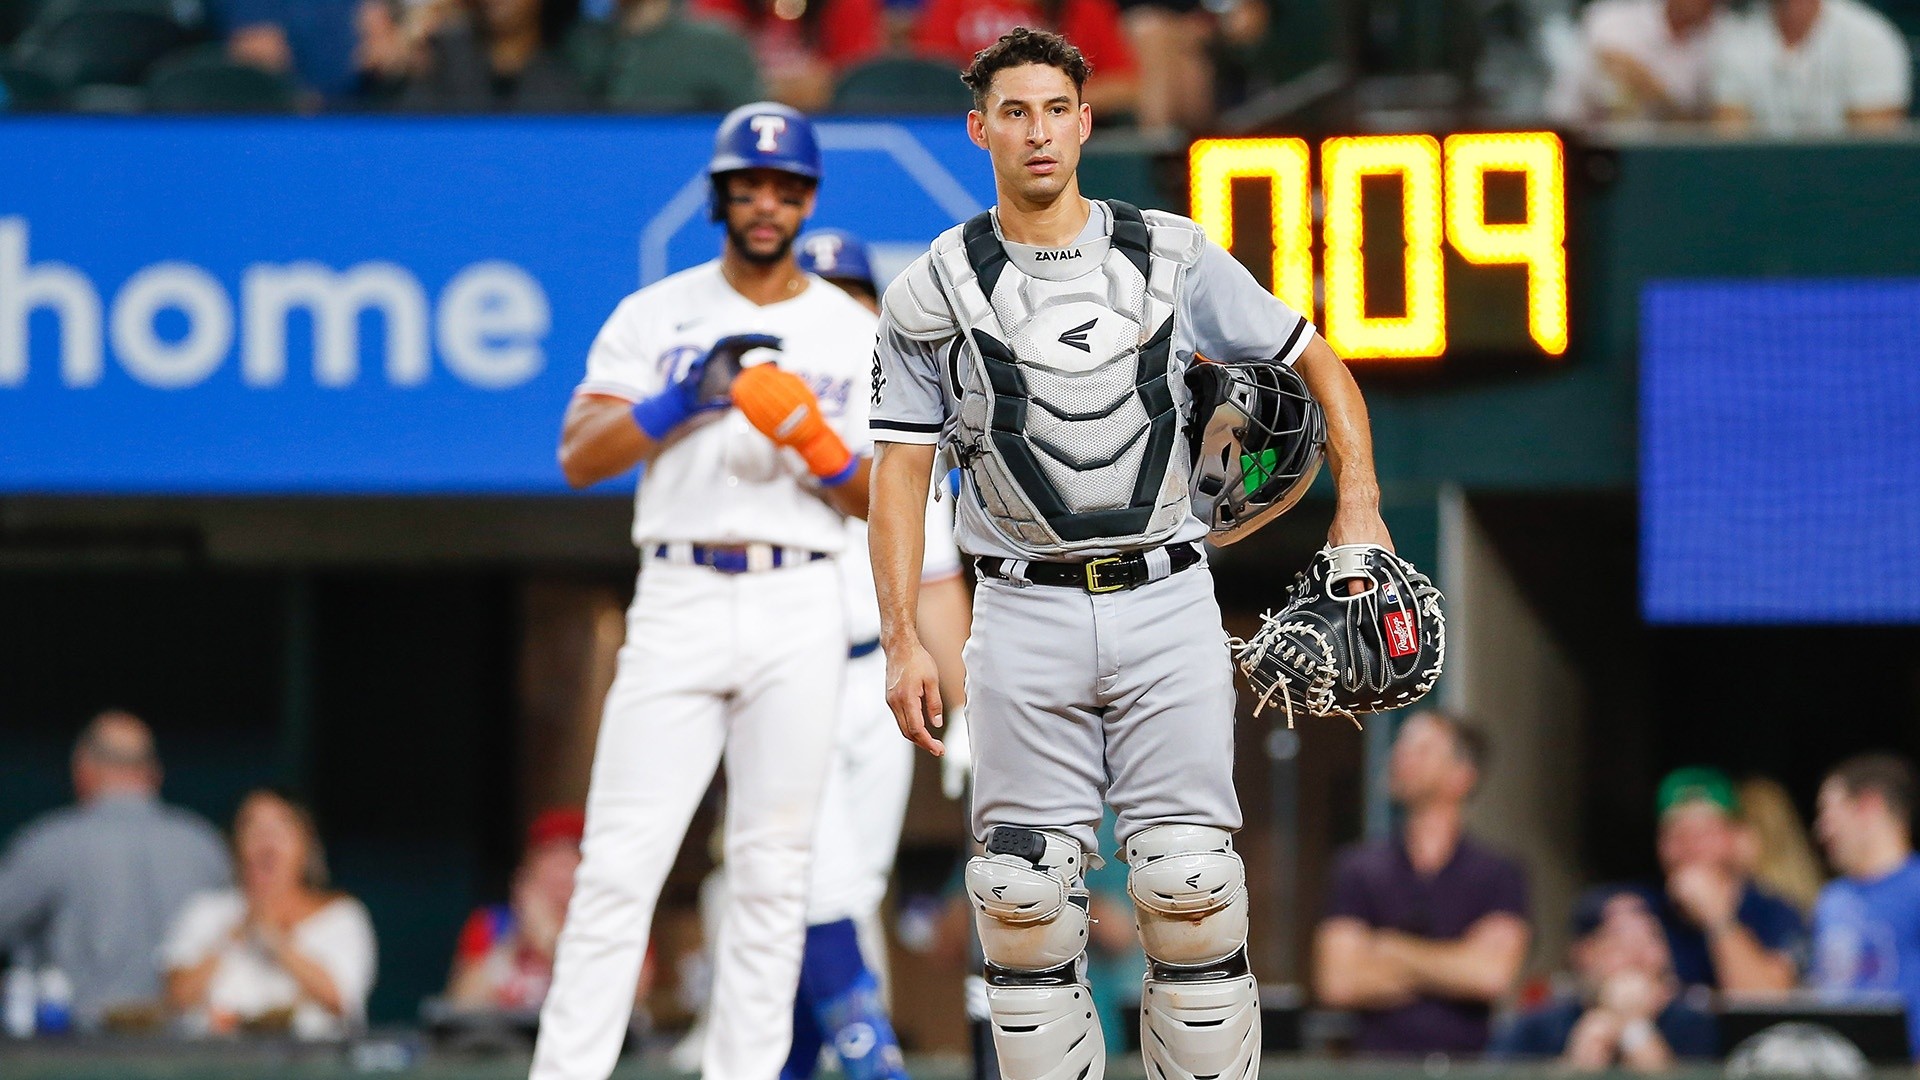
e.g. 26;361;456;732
1084;556;1127;593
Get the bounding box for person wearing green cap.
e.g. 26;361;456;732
1633;766;1806;994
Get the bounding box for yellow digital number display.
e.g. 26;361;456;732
1188;138;1313;319
1189;132;1570;362
1444;132;1568;356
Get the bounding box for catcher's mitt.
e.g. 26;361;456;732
1228;544;1446;726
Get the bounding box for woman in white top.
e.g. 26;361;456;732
162;789;378;1040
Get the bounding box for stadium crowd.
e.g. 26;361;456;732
4;707;1920;1068
0;0;1912;130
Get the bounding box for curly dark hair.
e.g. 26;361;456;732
960;27;1092;111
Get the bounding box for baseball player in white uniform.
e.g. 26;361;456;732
535;103;875;1080
761;229;972;1080
866;29;1395;1080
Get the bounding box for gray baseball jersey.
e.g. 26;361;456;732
871;201;1315;561
871;200;1316;853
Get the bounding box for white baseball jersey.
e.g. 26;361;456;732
579;262;877;552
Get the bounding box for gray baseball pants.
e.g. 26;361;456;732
963;560;1242;859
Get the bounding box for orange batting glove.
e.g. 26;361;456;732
730;364;858;485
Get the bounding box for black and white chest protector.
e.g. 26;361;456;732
891;200;1205;558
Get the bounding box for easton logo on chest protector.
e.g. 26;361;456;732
1057;318;1097;352
924;200;1204;557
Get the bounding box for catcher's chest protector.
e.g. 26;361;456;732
929;201;1203;557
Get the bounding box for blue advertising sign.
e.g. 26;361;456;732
0;116;992;493
1641;279;1920;624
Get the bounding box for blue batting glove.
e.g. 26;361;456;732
632;333;782;440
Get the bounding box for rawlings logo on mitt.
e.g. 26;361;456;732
1229;544;1446;726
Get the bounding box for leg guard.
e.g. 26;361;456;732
966;826;1104;1080
1126;825;1260;1080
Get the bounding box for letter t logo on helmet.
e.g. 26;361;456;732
750;115;787;152
707;101;824;221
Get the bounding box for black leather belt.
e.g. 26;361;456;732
974;542;1203;594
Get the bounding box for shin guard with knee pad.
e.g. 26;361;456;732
967;827;1103;1080
1126;825;1260;1080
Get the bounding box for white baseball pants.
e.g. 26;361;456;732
531;557;845;1080
803;649;915;927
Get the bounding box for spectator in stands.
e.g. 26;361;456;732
1544;0;1725;123
1117;0;1265;138
1638;767;1804;994
162;789;376;1040
1710;0;1910;134
1810;754;1920;1056
1491;886;1717;1069
356;0;589;110
218;0;360;104
913;2;1139;112
0;711;231;1032
1313;712;1531;1056
1737;775;1825;915
690;0;883;111
445;808;600;1013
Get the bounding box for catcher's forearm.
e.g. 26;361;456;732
872;442;937;649
1294;335;1381;511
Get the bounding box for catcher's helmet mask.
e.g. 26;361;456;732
1185;358;1327;545
708;102;823;222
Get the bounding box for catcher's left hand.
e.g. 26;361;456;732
1229;544;1445;726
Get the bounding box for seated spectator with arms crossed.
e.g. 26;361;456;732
1811;754;1920;1057
1492;887;1717;1070
1710;0;1910;134
1545;0;1725;123
163;790;376;1040
0;711;230;1032
1314;712;1532;1055
1639;767;1804;995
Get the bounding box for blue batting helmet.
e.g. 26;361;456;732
795;229;875;290
709;102;822;220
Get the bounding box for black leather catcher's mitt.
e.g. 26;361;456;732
1228;544;1446;725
